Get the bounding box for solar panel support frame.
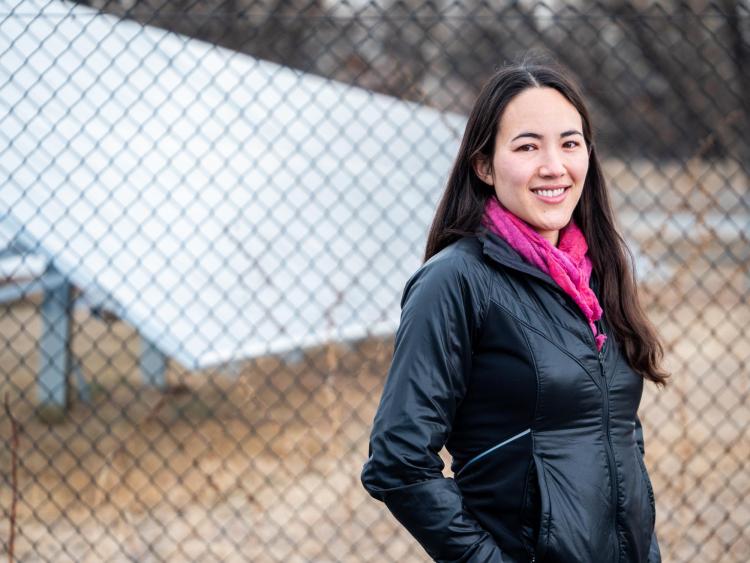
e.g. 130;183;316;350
38;269;72;411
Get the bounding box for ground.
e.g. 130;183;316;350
1;284;748;562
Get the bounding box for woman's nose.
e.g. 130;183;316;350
538;149;566;177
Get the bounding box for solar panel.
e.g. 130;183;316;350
0;0;466;369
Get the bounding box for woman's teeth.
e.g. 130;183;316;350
535;188;566;197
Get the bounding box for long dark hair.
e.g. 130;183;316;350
424;58;669;386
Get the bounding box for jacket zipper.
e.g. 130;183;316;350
456;428;531;477
579;318;619;559
598;335;620;549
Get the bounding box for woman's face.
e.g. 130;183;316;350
474;87;589;246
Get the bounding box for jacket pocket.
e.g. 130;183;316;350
456;429;531;478
519;459;538;560
636;451;656;532
531;453;552;561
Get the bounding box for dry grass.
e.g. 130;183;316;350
1;298;432;562
640;300;750;563
1;292;748;562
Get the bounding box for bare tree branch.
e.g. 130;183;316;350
613;2;721;154
509;3;624;122
720;0;750;162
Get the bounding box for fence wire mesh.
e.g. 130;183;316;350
1;0;748;561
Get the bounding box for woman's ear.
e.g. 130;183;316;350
472;155;494;186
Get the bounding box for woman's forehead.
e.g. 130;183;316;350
499;87;582;137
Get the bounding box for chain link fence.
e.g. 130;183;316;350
1;0;748;561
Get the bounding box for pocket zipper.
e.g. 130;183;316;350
456;428;531;477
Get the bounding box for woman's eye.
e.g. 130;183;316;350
516;144;536;152
563;140;581;149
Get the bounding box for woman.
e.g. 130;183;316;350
361;60;669;563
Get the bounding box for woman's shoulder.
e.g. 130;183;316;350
399;236;492;331
430;235;485;262
404;236;491;300
422;235;487;273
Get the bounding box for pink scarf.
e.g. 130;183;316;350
482;197;607;351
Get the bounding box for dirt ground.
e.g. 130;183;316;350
1;283;748;562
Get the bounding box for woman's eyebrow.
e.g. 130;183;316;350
511;130;584;141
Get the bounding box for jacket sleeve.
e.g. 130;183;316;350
361;254;511;563
635;416;662;563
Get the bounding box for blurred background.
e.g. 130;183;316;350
0;0;748;561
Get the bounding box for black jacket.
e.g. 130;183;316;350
361;230;660;563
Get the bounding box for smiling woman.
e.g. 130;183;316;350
472;87;589;246
362;58;669;563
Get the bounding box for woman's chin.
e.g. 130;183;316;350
527;214;574;236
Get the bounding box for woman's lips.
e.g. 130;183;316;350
531;185;570;204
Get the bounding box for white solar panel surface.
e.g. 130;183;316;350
0;0;466;368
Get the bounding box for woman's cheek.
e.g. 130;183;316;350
497;160;534;191
573;154;590;182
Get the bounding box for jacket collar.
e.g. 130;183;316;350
476;227;609;356
476;227;602;299
476;227;556;286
